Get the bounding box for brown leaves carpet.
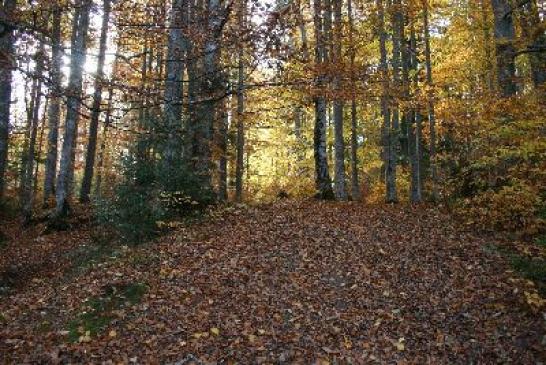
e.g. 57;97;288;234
1;201;544;363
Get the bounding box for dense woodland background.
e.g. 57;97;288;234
0;0;545;361
0;0;544;234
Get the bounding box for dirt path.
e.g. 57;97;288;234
1;201;544;363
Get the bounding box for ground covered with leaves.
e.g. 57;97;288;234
1;201;545;363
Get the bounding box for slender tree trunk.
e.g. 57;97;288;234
347;0;361;201
22;47;45;223
409;19;423;203
519;0;546;88
80;0;111;203
34;96;48;197
377;0;396;203
407;15;422;203
94;61;118;198
296;0;310;62
54;0;92;218
313;0;334;200
490;0;517;96
218;99;228;202
194;0;225;193
164;0;186;166
43;4;63;205
480;0;495;92
235;0;245;202
332;0;347;200
387;0;402;203
423;0;438;201
0;0;16;201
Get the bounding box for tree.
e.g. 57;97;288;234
80;0;112;202
332;0;347;200
235;0;245;203
21;45;45;223
43;2;63;205
0;0;16;201
313;0;334;200
409;18;422;203
423;0;438;201
347;0;360;201
518;0;546;88
490;0;517;97
163;0;186;167
54;0;92;218
377;0;397;203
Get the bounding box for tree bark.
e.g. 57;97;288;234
54;0;92;218
164;0;186;166
377;0;397;203
519;0;546;88
21;47;45;223
235;0;245;202
387;0;402;203
490;0;517;96
0;0;16;201
408;15;422;203
94;55;118;198
194;0;226;193
480;0;495;92
218;98;228;202
332;0;347;200
423;0;438;201
34;96;48;197
296;0;310;62
80;0;112;203
43;3;63;205
347;0;360;201
313;0;334;200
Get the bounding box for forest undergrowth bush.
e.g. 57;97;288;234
95;125;215;244
442;95;546;237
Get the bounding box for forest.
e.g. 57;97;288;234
0;0;545;362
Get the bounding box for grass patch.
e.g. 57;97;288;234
511;256;546;294
534;235;546;249
64;243;124;279
483;242;546;295
66;282;147;342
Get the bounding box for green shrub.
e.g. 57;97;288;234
96;118;216;244
67;282;147;342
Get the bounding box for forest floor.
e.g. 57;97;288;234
0;200;545;364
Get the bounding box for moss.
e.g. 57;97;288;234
511;256;546;295
66;282;147;342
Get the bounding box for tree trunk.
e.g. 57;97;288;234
519;0;546;88
43;3;63;206
54;0;92;218
34;96;48;197
194;0;225;193
0;0;16;201
332;0;347;201
423;0;438;201
22;47;45;223
80;0;111;203
164;0;186;166
377;0;397;203
387;0;402;203
235;0;245;202
313;0;334;200
94;56;118;198
296;0;309;62
480;0;495;92
490;0;517;96
347;0;360;201
218;99;228;202
408;15;422;203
